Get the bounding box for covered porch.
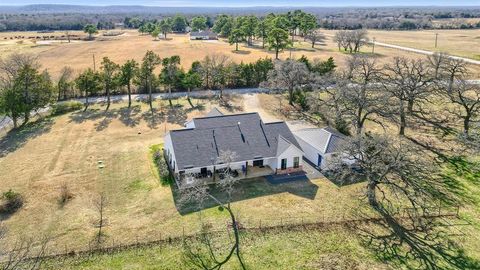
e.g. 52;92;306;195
176;164;274;189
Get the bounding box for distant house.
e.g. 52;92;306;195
293;127;349;170
189;30;218;40
164;109;304;188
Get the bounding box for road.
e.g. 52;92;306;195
322;33;480;65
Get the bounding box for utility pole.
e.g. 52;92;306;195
92;53;96;71
372;37;376;54
435;33;438;48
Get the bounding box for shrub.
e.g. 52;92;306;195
150;145;173;186
58;182;73;207
51;101;83;115
0;189;24;214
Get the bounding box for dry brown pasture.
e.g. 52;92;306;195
363;28;480;61
3;29;478;80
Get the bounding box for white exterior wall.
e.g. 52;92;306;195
294;135;324;167
276;145;304;169
164;133;178;173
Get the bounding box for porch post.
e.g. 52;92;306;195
245;161;248;176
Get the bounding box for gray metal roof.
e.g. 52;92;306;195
169;112;302;170
190;30;217;37
293;127;347;154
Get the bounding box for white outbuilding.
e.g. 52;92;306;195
293;127;348;170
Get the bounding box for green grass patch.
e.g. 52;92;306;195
149;143;174;186
51;101;83;116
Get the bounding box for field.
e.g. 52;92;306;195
1;29;478;80
365;29;480;61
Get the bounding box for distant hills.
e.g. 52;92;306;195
0;4;478;15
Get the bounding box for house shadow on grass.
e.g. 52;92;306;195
172;177;319;215
0;118;54;158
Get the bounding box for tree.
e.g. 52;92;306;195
444;80;480;135
180;150;246;270
119;60;138;108
299;13;318;38
228;28;246;51
212;14;231;36
160;55;181;106
151;27;160;40
305;29;325;48
255;18;269;48
182;70;202;108
266;28;291;59
330;133;458;270
336;55;387;134
263;59;310;106
93;193;107;245
138;51;161;112
311;57;336;75
83;24;98;40
159;18;172;39
172;15;188;32
238;15;258;46
100;57;119;110
382;57;434;136
57;67;74;101
75;68;102;111
191;16;207;32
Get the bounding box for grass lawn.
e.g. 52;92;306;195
42;228;388;270
0;97;364;255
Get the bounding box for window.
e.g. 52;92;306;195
293;157;300;168
281;158;287;170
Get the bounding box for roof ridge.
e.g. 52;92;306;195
193;111;259;121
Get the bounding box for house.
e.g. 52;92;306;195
164;109;304;188
293;127;348;170
189;30;218;40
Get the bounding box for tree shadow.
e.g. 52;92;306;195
172;177;319;215
118;105;142;127
231;50;251;55
0;118;54;158
356;212;480;270
68;108;105;124
141;109;162;129
95;110;118;131
166;105;188;126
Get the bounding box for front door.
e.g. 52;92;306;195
317;154;323;167
281;158;287;170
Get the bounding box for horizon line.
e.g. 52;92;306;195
1;4;479;8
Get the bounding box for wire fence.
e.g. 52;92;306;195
3;204;460;263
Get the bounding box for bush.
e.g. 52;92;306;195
51;101;83;115
58;182;73;207
0;189;24;214
150;145;173;186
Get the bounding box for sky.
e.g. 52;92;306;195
0;0;478;7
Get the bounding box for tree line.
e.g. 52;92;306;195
0;51;337;126
1;7;479;32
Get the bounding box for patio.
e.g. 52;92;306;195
177;165;274;188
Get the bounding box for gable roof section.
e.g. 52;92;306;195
293;127;347;154
190;30;217;37
169;112;303;170
205;107;224;117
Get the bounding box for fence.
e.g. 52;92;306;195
1;204;461;264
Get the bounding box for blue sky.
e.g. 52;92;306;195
1;0;478;7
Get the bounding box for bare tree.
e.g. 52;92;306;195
333;29;368;53
381;57;434;136
441;58;468;93
427;52;448;80
200;54;230;99
305;29;325;48
180;150;246;270
57;67;74;101
262;59;311;106
0;224;50;270
330;133;459;270
338;55;388;134
93;193;108;245
443;80;480;135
